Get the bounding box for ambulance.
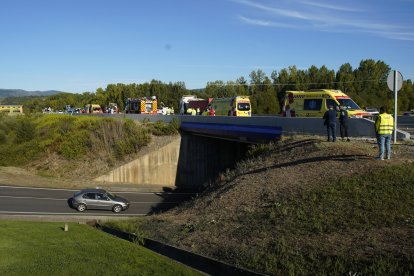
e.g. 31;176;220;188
208;96;251;117
282;89;370;118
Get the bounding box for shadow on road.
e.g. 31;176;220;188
147;186;200;215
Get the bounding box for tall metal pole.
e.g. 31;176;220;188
394;70;398;143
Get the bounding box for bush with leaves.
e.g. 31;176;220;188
15;116;36;143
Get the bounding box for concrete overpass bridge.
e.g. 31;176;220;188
94;114;411;190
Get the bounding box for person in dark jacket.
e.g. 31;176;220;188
323;105;337;142
339;105;350;142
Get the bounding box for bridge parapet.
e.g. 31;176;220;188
96;113;410;140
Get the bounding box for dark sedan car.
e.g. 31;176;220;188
403;110;414;116
70;189;130;213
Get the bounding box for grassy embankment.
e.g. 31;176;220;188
0;115;191;274
105;139;414;275
0;114;178;176
0;220;200;275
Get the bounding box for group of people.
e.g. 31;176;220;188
323;105;394;160
186;106;215;116
323;105;350;142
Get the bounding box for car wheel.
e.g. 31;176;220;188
77;203;86;212
112;205;122;213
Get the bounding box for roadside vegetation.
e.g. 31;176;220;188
2;59;414;115
0;220;199;275
0;114;178;177
105;137;414;275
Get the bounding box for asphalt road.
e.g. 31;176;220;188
0;185;195;219
398;116;414;137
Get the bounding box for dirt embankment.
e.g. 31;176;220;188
134;136;414;274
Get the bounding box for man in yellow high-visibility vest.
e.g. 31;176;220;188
375;106;394;160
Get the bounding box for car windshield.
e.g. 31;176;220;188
238;102;250;111
105;191;116;199
337;99;361;110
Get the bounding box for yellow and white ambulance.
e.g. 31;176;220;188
282;89;370;118
208;96;251;117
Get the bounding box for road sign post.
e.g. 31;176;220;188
387;70;403;143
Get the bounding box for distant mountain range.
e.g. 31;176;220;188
0;89;64;99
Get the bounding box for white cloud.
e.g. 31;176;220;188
299;1;361;12
239;15;301;29
232;0;414;41
231;0;311;20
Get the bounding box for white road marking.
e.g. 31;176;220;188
130;201;178;204
0;195;178;204
0;185;195;195
0;211;146;216
0;185;77;192
0;195;67;201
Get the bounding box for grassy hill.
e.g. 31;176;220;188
107;137;414;275
0;220;199;275
0;89;62;99
0;114;178;179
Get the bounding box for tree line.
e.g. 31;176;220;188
3;59;414;114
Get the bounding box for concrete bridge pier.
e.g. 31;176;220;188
175;133;248;189
94;132;249;190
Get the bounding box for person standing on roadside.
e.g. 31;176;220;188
209;106;216;116
323;105;337;142
375;106;394;160
339;105;350;142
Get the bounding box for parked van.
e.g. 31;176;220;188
282;89;370;118
84;104;103;114
208;96;251;117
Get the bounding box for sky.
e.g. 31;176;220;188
1;0;414;93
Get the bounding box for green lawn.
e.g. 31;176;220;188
0;220;200;275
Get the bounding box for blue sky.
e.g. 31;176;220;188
1;0;413;93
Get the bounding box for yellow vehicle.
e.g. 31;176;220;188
0;105;23;115
282;89;370;118
125;96;158;114
208;96;251;117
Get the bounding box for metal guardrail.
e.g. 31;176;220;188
91;113;413;140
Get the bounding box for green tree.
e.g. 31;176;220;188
335;63;356;95
353;59;390;108
398;79;413;113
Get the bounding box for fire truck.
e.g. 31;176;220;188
125;96;158;114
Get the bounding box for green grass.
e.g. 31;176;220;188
0;114;177;166
264;163;414;234
238;163;414;275
105;161;414;275
0;221;200;275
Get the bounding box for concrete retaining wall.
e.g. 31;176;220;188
93;133;248;189
94;137;181;186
